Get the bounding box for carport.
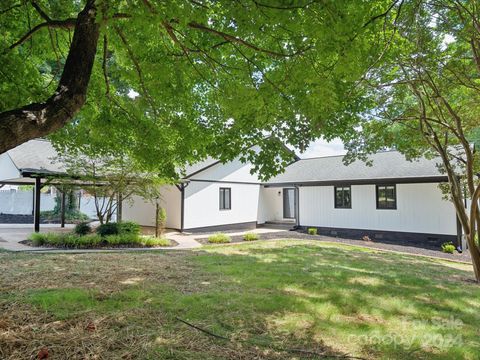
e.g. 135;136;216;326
0;139;77;232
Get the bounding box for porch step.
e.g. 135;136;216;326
262;221;296;230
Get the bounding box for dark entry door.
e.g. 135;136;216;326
283;188;295;219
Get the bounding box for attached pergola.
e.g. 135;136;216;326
0;139;98;232
0;169;80;232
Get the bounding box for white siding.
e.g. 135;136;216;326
184;181;260;229
257;187;293;223
298;183;457;235
183;155;261;229
122;185;181;229
188;157;260;183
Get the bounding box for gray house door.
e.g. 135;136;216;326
283;188;296;219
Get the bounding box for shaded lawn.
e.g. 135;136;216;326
0;240;479;359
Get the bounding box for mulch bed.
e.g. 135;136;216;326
18;239;179;250
199;230;472;263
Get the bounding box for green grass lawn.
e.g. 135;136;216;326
0;240;479;359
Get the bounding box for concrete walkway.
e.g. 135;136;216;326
0;224;285;253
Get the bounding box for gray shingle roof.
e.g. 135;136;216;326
7;139;64;174
266;151;446;185
183;157;219;178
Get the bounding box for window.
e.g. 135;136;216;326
334;186;351;208
219;187;231;210
376;184;396;209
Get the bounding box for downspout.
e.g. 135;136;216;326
294;184;300;229
175;182;189;232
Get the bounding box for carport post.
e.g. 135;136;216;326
60;190;66;228
34;177;41;232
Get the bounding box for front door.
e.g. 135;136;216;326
283;188;295;219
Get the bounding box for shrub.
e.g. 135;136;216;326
208;233;231;244
74;234;102;248
74;222;92;235
28;233;48;246
105;233;139;246
62;234;81;247
141;236;171;247
307;228;318;235
441;242;456;254
96;222;120;236
119;221;140;235
243;232;259;241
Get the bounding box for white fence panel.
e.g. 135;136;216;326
0;190;56;214
0;190;116;220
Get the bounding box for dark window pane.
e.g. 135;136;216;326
377;185;396;209
220;188;231;210
335;186;351;208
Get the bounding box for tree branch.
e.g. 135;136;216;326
7;18;77;50
186;21;310;58
0;1;100;154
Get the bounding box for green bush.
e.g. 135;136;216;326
119;221;140;235
27;223;152;249
105;233;139;246
441;242;456;254
307;228;318;235
28;232;65;247
28;233;48;246
141;236;171;247
74;222;92;235
40;210;89;222
96;222;120;236
208;233;231;244
243;232;259;241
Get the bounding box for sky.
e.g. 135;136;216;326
298;137;346;159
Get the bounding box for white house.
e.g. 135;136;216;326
0;139;461;248
123;150;461;247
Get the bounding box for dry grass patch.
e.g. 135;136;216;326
1;241;480;359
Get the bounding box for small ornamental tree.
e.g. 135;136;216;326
155;204;167;238
53;149;164;224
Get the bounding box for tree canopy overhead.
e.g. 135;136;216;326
0;0;388;178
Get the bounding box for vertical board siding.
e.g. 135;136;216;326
184;182;260;229
122;185;181;228
299;183;457;235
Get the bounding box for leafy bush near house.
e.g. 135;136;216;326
96;222;120;236
118;221;140;235
441;242;456;254
96;221;140;237
208;233;231;244
307;228;318;235
40;210;89;222
74;222;92;235
243;232;259;241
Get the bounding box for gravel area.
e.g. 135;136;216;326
201;230;471;263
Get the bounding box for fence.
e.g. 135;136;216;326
0;190;111;220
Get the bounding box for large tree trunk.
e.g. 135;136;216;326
0;1;99;154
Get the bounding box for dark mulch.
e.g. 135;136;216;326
200;230;472;263
0;214;82;224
